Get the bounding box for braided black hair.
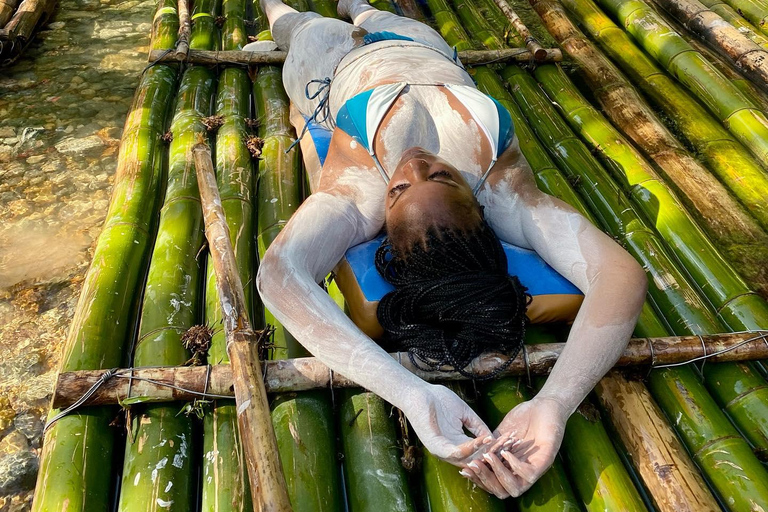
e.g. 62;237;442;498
375;220;531;380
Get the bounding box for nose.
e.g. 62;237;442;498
398;148;435;181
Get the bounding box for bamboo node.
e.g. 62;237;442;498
246;135;265;159
181;324;214;365
202;114;224;133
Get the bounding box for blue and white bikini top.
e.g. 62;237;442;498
292;31;516;194
335;81;515;194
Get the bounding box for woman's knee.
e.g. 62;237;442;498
271;11;323;50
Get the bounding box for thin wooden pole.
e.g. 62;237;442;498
176;0;191;59
490;0;560;60
147;46;562;66
192;141;292;512
51;331;768;408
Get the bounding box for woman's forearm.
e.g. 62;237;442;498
256;249;429;412
534;264;647;415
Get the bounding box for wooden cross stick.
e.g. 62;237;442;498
193;141;293;512
52;331;768;408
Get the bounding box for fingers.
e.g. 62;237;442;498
463;407;493;439
487;432;518;454
464;462;510;499
499;450;538;484
449;433;492;463
482;451;528;497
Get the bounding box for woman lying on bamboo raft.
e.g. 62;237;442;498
255;0;648;498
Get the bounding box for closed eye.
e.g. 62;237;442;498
428;169;454;181
389;182;410;197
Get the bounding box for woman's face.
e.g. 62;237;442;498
385;147;481;243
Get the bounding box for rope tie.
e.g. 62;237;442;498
286;77;332;153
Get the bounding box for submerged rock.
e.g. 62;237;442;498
0;431;38;495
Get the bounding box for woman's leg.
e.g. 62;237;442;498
260;0;359;120
338;0;454;57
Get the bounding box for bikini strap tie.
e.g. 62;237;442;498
286;76;333;153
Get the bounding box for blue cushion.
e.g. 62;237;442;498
345;235;582;301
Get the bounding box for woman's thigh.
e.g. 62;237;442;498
356;11;454;57
277;15;360;116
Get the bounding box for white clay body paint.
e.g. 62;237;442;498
259;3;650;464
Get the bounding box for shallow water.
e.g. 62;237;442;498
0;0;155;508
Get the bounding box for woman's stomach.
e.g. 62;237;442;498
329;42;476;116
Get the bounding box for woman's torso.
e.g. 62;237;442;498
317;43;504;191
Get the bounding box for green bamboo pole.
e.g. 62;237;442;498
529;0;768;299
190;0;221;50
200;2;254;508
151;0;180;51
31;64;178;512
307;0;338;17
594;0;768;168
339;389;416;512
449;0;507;48
533;64;768;334
117;64;216;512
560;0;768;230
474;0;517;43
502;60;768;478
422;383;506;512
221;0;249;49
720;0;768;36
254;64;343;512
480;332;583;512
424;0;477;50
369;0;398;13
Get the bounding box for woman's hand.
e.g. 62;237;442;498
460;396;569;498
405;384;494;466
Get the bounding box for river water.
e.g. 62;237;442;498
0;0;155;509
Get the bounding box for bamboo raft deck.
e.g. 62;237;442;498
0;0;57;66
29;0;768;510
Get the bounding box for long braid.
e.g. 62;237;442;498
375;221;531;380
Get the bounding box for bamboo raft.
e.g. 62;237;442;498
30;0;768;510
0;0;57;65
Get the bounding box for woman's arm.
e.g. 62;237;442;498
256;190;493;464
465;146;648;497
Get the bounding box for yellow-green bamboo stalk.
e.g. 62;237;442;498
560;0;768;262
720;0;768;37
117;63;216;512
254;64;343;512
595;0;768;167
530;0;768;300
31;63;179;512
